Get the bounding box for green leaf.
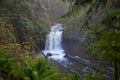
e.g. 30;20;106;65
106;9;120;16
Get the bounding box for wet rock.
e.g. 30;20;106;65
45;53;52;58
83;67;92;73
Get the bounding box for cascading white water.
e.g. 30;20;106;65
43;23;65;60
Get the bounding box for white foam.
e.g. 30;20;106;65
43;23;65;61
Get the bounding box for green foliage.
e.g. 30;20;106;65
82;71;106;80
0;49;16;79
106;9;120;17
69;71;107;80
0;0;49;45
94;29;120;60
62;0;120;80
61;0;92;19
71;71;81;80
0;48;74;80
0;45;101;80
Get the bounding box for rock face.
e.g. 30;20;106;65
62;38;86;56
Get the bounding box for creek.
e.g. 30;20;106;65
42;23;114;80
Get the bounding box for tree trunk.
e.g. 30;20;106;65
114;60;119;80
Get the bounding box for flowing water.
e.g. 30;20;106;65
42;23;93;74
43;23;91;71
42;23;113;79
43;23;65;60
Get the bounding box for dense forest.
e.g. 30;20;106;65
0;0;120;80
62;0;120;80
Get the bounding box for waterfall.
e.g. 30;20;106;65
43;23;65;60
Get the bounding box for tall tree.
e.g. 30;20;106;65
62;0;120;80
